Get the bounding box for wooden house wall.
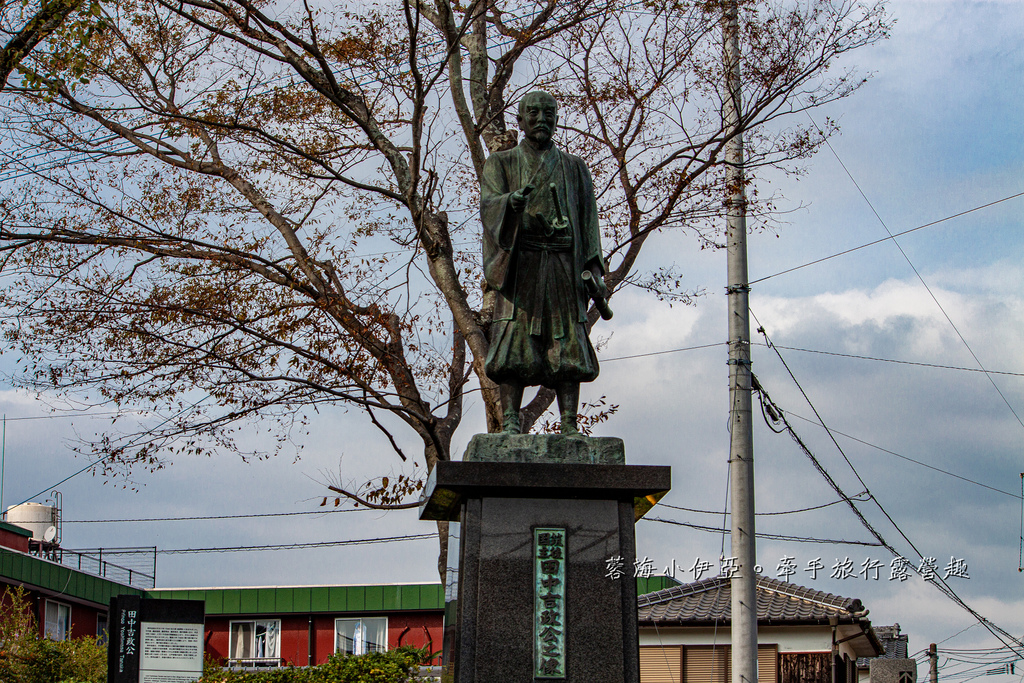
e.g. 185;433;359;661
780;652;832;683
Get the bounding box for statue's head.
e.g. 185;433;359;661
516;91;558;146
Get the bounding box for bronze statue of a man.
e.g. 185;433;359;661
481;90;607;434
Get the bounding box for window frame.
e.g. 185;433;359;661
228;618;282;667
96;612;108;644
675;644;778;683
334;616;389;656
43;599;71;641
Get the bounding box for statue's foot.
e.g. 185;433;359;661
560;413;579;435
502;410;521;434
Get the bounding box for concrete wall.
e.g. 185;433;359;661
638;625;852;656
870;658;918;683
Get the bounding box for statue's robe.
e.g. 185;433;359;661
481;141;604;387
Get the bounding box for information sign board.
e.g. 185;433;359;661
108;597;205;683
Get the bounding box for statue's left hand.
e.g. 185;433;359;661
588;265;609;298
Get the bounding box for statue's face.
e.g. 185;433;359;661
517;95;558;145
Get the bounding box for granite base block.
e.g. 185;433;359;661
422;459;673;683
464;432;625;464
456;496;640;683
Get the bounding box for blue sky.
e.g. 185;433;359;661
1;0;1023;677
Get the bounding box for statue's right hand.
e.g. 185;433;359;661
509;184;534;213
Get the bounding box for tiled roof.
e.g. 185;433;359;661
873;625;909;658
638;574;865;625
857;624;908;667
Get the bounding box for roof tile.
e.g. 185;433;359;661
638;574;862;624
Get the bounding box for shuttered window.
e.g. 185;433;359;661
758;645;779;683
677;644;777;683
684;646;730;683
640;646;682;683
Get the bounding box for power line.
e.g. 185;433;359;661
761;343;1024;379
658;496;869;517
642;516;882;547
753;329;1024;658
67;533;435;555
1018;473;1023;572
602;338;1024;380
784;412;1021;501
804;111;1024;433
9;395;213;510
908;623;982;658
0;411;125;421
749;190;1024;285
937;646;1017;656
62;507;375;523
602;342;726;362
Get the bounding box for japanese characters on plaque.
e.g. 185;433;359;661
124;609;138;658
534;528;566;679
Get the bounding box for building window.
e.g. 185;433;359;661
335;617;388;656
683;645;730;683
758;644;779;683
43;600;71;641
640;645;682;682
675;645;777;683
97;613;108;644
229;620;281;666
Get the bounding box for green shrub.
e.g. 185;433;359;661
198;646;428;683
313;647;427;683
0;586;107;683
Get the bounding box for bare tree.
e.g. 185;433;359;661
0;0;889;576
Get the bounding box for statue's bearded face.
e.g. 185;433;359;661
517;95;558;145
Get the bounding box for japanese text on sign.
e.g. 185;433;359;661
535;528;566;679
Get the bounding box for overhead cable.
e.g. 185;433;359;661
68;533;434;555
642;516;882;547
658;496;869;517
754;325;1024;658
62;507;373;523
804;111;1024;432
603;339;1023;380
784;411;1021;501
10;394;214;509
761;343;1024;379
749;190;1024;285
603;342;726;362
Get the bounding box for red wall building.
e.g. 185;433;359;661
148;584;444;667
0;522;444;666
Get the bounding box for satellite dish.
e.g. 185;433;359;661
42;526;57;543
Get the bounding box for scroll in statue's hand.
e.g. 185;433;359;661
587;263;609;299
509;184;534;213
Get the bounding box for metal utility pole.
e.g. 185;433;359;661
929;643;938;683
723;2;758;683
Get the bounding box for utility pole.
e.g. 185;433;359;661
723;3;757;683
1;415;5;521
929;643;938;683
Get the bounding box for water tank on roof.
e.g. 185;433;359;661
6;502;58;541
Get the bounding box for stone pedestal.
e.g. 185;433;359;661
420;434;670;683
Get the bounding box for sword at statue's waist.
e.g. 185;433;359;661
548;183;569;231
